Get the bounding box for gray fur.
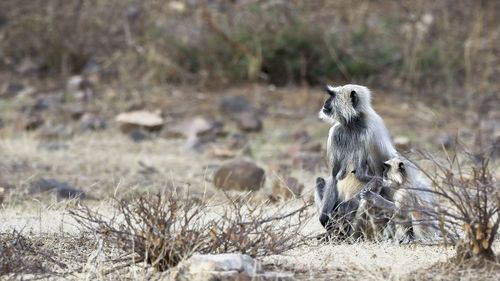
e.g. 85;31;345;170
360;156;440;242
315;84;397;237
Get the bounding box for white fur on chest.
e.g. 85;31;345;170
337;172;364;201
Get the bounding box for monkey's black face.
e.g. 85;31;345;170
322;96;334;115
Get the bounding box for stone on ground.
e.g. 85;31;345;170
213;160;265;191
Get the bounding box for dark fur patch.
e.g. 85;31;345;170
398;162;406;175
383;163;390;178
331;113;373;178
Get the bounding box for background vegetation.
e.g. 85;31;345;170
1;0;499;107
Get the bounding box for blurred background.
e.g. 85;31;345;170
1;1;499;99
0;0;498;200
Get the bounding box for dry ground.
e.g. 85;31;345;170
0;86;497;280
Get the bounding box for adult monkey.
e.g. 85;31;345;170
315;84;397;237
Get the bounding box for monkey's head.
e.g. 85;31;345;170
382;157;408;188
318;84;372;125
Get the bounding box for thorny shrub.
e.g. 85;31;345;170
69;193;310;271
416;146;499;262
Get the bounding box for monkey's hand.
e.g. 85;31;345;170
359;189;377;202
353;166;372;182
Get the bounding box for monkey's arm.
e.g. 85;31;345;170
360;191;396;211
317;176;339;229
360;190;410;219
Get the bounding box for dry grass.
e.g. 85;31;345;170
0;82;498;280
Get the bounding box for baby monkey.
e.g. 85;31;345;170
360;156;440;242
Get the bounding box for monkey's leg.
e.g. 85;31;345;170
352;198;369;239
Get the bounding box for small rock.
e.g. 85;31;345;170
30;97;51;111
168;1;186;13
302;142;322;153
235;111;262;132
38;124;73;139
137;161;158;176
292;152;323;172
225;133;248;150
213;160;265;191
219;95;254;115
272;177;304;200
16;57;41;74
166;117;225;151
435;133;455;149
291;130;311;144
28;178;85;199
65;103;86;120
66;75;93;101
55;186;86;199
116;110;163;133
270;163;292;177
208;147;237;159
394;136;411;151
166;117;223;138
21;114;44;131
80;113;106;131
125;5;142;19
129;129;149;142
258;272;295;281
287;143;322;155
171;254;294;281
22;95;62;114
2;82;24;98
38;141;68;151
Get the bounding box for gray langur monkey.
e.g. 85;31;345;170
360;156;440;242
315;84;397;236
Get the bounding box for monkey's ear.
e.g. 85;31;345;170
383;163;391;172
350;90;358;107
398;162;405;174
325;85;336;97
